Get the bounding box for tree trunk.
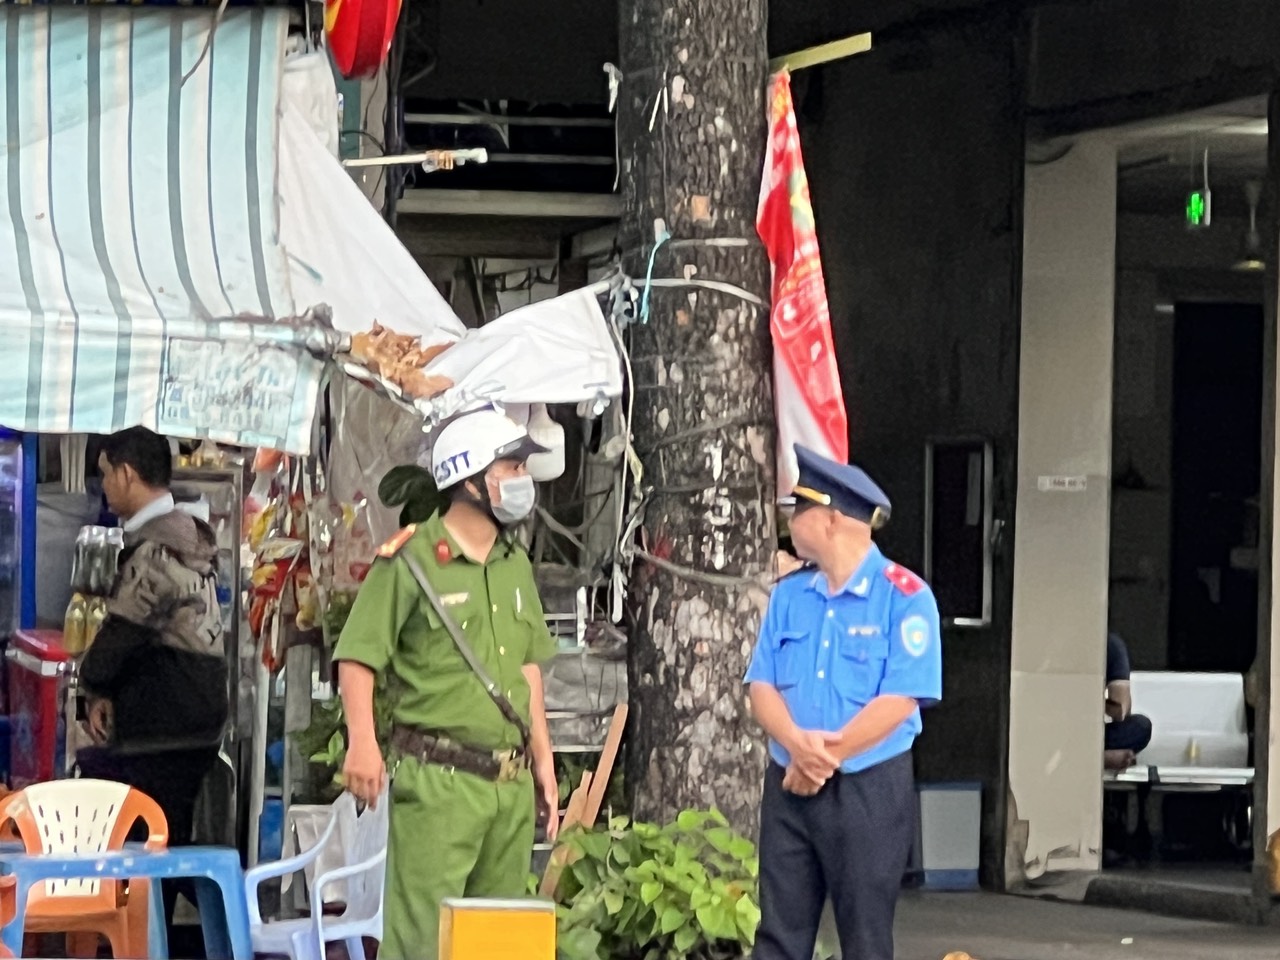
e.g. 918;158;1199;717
617;0;774;838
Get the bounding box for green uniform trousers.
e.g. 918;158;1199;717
382;756;536;960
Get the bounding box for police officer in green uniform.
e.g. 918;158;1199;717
333;408;561;960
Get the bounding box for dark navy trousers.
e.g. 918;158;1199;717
1104;713;1153;753
753;752;915;960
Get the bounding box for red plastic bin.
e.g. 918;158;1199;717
6;630;68;789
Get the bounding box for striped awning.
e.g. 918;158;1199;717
0;5;329;453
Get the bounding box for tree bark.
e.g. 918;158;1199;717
617;0;774;838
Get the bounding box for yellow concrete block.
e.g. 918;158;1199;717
439;897;556;960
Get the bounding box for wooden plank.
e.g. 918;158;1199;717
581;704;628;829
540;704;630;898
769;32;873;74
539;772;592;898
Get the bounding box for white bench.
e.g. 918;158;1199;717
1106;671;1253;788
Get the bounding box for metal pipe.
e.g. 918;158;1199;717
483;153;614;166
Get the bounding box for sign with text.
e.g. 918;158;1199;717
158;338;303;449
1037;475;1087;493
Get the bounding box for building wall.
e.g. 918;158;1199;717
1008;138;1116;880
1027;0;1280;132
796;9;1023;887
790;1;1276;884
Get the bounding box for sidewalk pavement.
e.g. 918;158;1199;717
893;891;1278;960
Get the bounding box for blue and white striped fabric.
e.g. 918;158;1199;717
0;6;327;454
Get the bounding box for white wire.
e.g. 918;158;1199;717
181;0;230;87
605;312;637;579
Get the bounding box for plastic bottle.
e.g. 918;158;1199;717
525;403;566;482
63;527;93;655
69;526;90;593
104;528;124;588
63;595;87;656
84;596;108;648
85;527;107;597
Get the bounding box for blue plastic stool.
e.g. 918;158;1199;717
260;797;285;862
0;846;252;959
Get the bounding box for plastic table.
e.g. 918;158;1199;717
0;846;252;959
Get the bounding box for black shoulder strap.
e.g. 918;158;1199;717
400;553;532;753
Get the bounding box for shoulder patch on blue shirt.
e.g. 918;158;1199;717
884;563;925;596
901;615;930;658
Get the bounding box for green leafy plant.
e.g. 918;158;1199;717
378;464;446;527
552;809;760;960
294;681;397;803
556;752;627;815
321;588;357;644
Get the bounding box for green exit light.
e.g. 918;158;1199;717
1186;189;1211;229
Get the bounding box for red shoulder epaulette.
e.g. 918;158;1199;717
884;563;925;596
377;525;417;559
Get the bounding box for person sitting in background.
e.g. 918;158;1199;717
1105;631;1152;770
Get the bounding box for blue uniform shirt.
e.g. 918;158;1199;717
744;544;943;774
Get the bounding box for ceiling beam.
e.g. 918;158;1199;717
398;189;623;219
404;112;613;129
398;218;561;260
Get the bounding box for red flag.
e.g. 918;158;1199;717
757;70;849;494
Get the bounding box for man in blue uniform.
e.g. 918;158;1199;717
746;445;943;960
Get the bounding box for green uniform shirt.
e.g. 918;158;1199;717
333;511;559;752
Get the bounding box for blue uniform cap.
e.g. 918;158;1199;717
781;445;892;529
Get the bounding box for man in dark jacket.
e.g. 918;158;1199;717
78;426;229;935
1105;631;1153;769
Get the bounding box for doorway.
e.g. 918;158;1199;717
1169;302;1263;677
1010;96;1275;917
1103;300;1264;885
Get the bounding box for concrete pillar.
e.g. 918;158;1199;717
1007;137;1117;882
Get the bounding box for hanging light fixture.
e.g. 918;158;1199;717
1233;180;1266;272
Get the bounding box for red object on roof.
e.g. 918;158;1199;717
325;0;402;80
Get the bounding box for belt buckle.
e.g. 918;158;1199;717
497;753;522;783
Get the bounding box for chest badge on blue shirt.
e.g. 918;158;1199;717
901;615;930;658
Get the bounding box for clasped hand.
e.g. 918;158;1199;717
783;730;844;797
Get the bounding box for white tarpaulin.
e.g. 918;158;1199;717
277;59;466;344
416;281;623;422
0;7;620;454
277;56;624;419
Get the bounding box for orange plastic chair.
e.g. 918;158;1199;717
0;779;168;959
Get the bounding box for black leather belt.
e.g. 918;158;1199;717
390;724;526;783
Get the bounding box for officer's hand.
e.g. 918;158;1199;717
791;729;841;783
535;760;561;843
343;734;386;808
782;765;824;797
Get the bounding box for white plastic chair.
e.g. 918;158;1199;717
244;788;389;960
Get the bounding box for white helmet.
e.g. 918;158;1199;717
430;408;548;490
